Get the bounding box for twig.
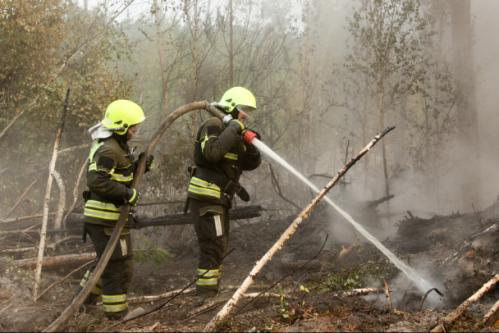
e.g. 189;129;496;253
110;288;195;305
235;234;328;315
0;213;50;225
431;274;499;332
62;159;87;229
204;127;395;331
43;101;227;333
58;144;90;155
268;163;301;210
34;88;71;301
332;288;384;297
106;248;235;330
35;260;96;301
3;179;38;220
482;300;499;327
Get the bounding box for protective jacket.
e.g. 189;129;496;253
83;134;135;227
187;117;261;206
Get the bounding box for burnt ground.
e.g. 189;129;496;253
0;200;498;332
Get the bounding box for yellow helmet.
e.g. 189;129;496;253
219;87;256;113
101;99;145;135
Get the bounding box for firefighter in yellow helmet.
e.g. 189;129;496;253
186;87;262;297
78;99;153;320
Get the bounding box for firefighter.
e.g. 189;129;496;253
78;99;152;320
186;87;262;297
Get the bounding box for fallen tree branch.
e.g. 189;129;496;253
3;179;38;220
442;222;498;265
431;274;499;332
119;288;195;305
204;127;395;331
483;300;499;327
16;252;96;269
0;214;51;225
35;259;95;302
34;88;71;301
44;101;226;332
58;144;90;155
332;288;384;298
0;236;79;254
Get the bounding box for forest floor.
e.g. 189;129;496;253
0;200;498;332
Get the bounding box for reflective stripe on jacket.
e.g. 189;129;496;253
84;135;134;226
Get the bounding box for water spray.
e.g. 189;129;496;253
246;135;440;297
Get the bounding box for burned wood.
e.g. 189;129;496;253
366;194;395;209
34;88;70;301
44;101;226;332
483;300;499;327
204;127;395;332
431;274;499;332
3;179;38;220
420;288;444;311
16;252;96;269
442;221;498;265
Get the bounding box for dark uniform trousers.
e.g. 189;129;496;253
80;223;132;316
190;198;230;295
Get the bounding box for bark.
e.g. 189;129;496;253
16;253;96;269
62;159;87;229
384;279;392;310
51;170;66;231
431;274;499;332
333;288;383;298
44;101;225;332
204;127;395;331
34;89;70;301
483;300;499;327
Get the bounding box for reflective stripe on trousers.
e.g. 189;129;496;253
102;294;128;313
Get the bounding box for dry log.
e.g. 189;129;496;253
0;213;49;225
44;101;226;332
34;89;70;301
204;127;394;332
3;179;38;220
483;300;499;327
332;288;383;297
431;274;499;332
16;252;96;269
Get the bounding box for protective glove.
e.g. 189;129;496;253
126;188;140;206
138;152;154;172
243;129;259;144
222;114;233;125
227;119;245;134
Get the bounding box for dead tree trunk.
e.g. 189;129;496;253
204;127;395;331
51;170;66;232
33;89;70;301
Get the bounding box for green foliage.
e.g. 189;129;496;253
133;236;171;265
